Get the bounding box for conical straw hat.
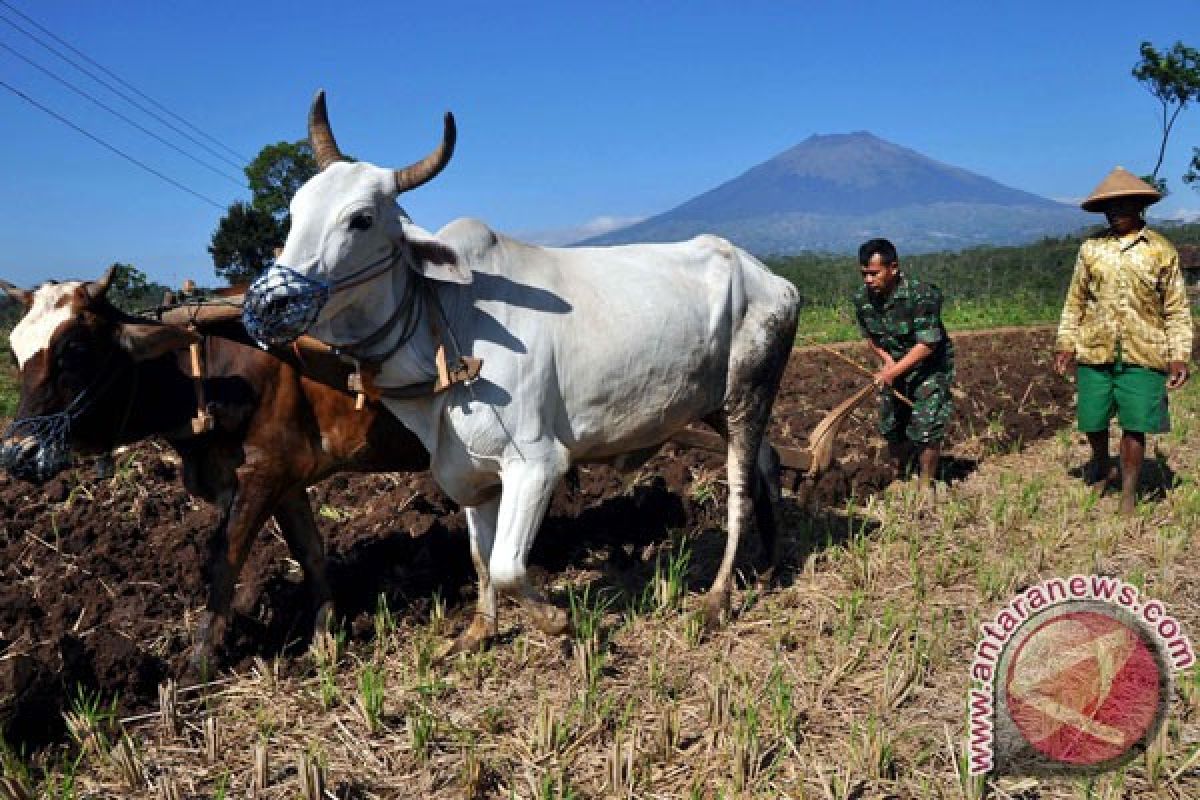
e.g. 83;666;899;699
1081;166;1162;212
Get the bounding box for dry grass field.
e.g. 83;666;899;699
2;367;1193;799
0;321;1190;796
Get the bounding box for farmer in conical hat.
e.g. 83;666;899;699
1054;167;1193;515
853;237;955;497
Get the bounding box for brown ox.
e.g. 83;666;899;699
0;270;428;668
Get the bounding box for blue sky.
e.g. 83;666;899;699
2;1;1199;289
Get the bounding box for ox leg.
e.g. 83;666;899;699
701;417;761;627
272;487;334;643
703;412;780;569
192;480;278;674
491;458;570;637
703;371;789;627
753;442;782;573
440;496;501;658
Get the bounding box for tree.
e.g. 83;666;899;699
1132;41;1200;183
99;263;170;312
209;140;321;285
244;140;318;223
1184;148;1200;190
208;202;284;286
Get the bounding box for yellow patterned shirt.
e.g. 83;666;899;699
1055;227;1193;372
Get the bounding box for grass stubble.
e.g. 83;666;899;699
2;378;1200;798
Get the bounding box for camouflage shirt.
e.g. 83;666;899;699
1055;227;1193;372
853;274;953;372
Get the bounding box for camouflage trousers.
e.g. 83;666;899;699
878;367;955;444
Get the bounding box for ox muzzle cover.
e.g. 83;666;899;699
0;413;72;484
242;265;330;348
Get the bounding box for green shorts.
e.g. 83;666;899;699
1076;362;1169;434
879;368;954;444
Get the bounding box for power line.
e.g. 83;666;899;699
0;39;246;187
0;7;249;172
0;0;250;164
0;77;227;211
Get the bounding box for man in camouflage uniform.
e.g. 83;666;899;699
1055;167;1192;515
853;238;955;493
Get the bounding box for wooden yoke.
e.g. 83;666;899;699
427;299;482;394
345;367;374;410
345;346;482;407
180;280;215;435
345;300;483;408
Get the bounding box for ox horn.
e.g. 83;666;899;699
394;112;456;193
84;265;118;301
0;278;32;307
308;90;345;171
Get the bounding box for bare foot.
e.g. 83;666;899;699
1118;487;1138;516
1086;459;1118;488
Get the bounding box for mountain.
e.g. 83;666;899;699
579;132;1091;254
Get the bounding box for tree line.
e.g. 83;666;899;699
766;222;1200;313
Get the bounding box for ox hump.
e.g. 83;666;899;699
436;218;498;258
9;282;83;368
691;233;736;258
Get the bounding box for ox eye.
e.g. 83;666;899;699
58;341;88;365
348;212;374;231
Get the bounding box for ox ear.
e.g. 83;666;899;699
116;322;201;362
0;279;33;308
408;242;472;285
401;225;472;285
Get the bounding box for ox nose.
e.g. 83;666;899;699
243;265;330;348
0;434;35;466
1;416;72;484
0;435;46;483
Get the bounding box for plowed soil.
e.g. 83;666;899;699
0;329;1078;747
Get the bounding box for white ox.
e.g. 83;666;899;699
251;92;800;653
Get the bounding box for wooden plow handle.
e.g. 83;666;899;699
812;343;914;409
667;383;876;480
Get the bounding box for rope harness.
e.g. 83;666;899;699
152;284;232;434
241;247;401;349
0;351;137;482
243;248;483;408
342;278;482;406
242;266;330;349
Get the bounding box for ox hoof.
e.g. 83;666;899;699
436;616;495;662
436;631;490;662
188;645;217;680
525;602;570;637
312;602;335;640
189;612;224;677
700;590;731;630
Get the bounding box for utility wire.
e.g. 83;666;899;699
0;77;227;211
0;40;246;187
0;0;248;164
0;7;248;172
